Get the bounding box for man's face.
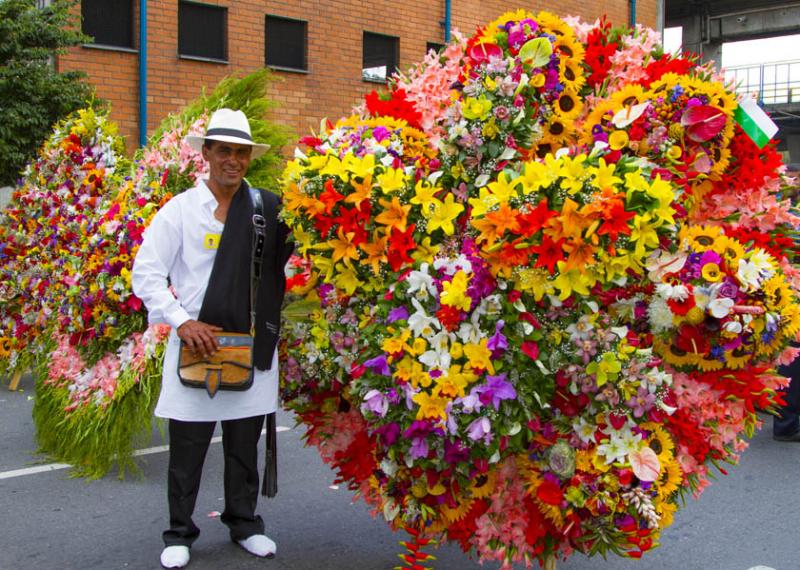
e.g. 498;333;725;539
202;141;253;192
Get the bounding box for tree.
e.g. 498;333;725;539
0;0;94;185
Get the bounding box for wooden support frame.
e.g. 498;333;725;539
8;370;22;391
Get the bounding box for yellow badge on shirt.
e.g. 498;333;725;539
204;233;221;250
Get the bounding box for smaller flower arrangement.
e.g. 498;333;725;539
646;225;800;372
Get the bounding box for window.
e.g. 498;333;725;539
178;1;227;61
426;42;444;55
81;0;134;49
265;15;307;71
362;32;399;82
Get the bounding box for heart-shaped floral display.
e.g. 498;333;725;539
279;10;800;567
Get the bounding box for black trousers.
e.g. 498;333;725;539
163;415;266;547
775;357;800;437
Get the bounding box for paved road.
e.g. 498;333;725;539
1;373;797;570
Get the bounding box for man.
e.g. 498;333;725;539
132;108;292;568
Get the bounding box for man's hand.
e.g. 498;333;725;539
177;320;223;358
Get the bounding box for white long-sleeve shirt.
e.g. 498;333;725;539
132;180;278;421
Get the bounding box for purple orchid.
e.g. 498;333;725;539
475;373;517;410
466;417;492;443
387;306;409;323
364;354;391;376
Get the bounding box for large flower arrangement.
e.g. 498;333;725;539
0;108;127;376
280;10;800;567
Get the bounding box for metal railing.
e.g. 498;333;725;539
724;60;800;106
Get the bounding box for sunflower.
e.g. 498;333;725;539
724;345;753;369
478;9;534;44
713;235;745;265
655;498;678;528
580;100;617;146
554;88;583;121
541;113;576;147
535;11;573;37
559;57;587;92
656;456;683;500
611;84;650;110
656;339;700;368
553;33;585;70
440;496;475;522
780;302;800;339
643;423;675;464
400;126;437;162
697;354;725;372
678;224;723;251
468;470;497;499
335;114;407;131
763;275;795;310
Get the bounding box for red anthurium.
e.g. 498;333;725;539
468;42;503;66
681;105;727;142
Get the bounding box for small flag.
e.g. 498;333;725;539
734;98;778;149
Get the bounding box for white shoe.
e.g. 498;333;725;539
160;545;190;568
237;534;276;557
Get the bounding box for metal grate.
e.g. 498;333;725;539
265;15;307;70
81;0;134;49
178;1;227;61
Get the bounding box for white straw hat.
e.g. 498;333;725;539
186;108;270;158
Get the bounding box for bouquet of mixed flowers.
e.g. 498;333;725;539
0;108;127;377
280;9;800;567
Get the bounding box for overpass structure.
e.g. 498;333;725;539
666;0;800;167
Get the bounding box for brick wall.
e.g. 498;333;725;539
58;1;658;153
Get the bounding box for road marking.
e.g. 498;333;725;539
0;425;291;481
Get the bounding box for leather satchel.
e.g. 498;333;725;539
177;187;267;398
178;332;254;397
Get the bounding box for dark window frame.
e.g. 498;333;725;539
426;41;445;55
178;0;228;63
81;0;136;51
265;14;308;73
362;31;399;83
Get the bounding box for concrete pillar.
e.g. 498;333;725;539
787;134;800;168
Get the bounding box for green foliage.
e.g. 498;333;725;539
143;68;293;193
0;0;94;185
32;342;166;479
